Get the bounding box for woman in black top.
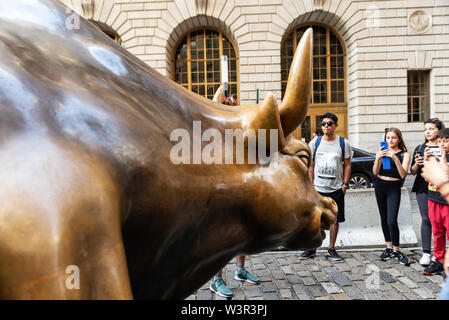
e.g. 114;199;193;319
410;118;444;266
373;128;411;265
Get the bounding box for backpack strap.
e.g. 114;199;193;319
339;136;345;162
312;135;322;162
313;135;346;162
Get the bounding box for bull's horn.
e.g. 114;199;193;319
279;27;313;137
212;85;224;103
248;93;285;151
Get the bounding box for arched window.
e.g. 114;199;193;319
281;25;346;141
173;28;239;101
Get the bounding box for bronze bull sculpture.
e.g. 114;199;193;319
0;0;336;299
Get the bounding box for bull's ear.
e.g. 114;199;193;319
279;27;313;137
212;85;224;103
247;93;285;151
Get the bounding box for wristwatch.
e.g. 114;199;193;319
343;182;349;187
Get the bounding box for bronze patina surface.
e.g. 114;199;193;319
0;0;336;299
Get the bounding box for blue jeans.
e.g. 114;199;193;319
439;276;449;300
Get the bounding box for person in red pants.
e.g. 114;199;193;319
423;128;449;276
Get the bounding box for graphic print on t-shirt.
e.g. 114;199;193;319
316;152;340;180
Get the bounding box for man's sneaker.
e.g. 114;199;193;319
234;268;260;284
419;253;432;266
210;277;233;298
328;248;342;261
299;249;316;260
380;248;393;261
423;261;444;276
392;251;410;266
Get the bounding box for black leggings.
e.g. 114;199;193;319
374;178;402;247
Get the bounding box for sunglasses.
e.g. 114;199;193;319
321;121;334;127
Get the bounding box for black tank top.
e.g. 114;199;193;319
379;151;404;179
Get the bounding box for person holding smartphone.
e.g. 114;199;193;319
410;118;444;266
422;128;449;276
373;128;411;265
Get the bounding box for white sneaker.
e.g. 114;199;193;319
420;253;432;266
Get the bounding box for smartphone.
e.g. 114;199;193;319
428;146;442;157
380;142;390;169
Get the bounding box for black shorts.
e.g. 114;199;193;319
319;189;345;223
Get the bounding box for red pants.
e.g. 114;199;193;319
428;200;449;262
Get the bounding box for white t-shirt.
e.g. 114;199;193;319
309;136;352;193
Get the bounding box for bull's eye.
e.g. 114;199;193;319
295;150;310;167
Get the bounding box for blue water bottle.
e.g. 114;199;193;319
380;141;390;169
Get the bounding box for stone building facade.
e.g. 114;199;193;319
58;0;449;152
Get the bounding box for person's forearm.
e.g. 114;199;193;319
393;156;408;179
439;183;449;203
344;163;351;185
410;162;420;175
373;159;380;175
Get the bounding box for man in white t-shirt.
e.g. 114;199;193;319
300;112;352;261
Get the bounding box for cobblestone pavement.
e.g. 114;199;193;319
187;248;446;300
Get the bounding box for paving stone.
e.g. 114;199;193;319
403;270;431;283
245;285;262;298
344;270;365;281
297;293;313;300
279;289;293;299
391;282;411;293
335;262;352;272
379;271;397;283
351;253;365;261
332;293;349;300
385;267;404;277
364;292;384;300
312;271;330;282
321;282;340;294
297;270;312;277
412;287;435;299
420;282;443;294
301;276;316;286
281;266;294;275
291;263;306;272
271;270;285;280
345;257;364;267
381;289;407;300
267;263;279;270
402;291;421;300
261;283;277;293
306;284;327;298
427;275;445;285
341;286;365;300
315;295;332;300
317;260;333;267
286;274;301;285
305;264;321;272
263;292;280;300
397;276;418;289
274;279;290;289
324;267;353;287
253;263;266;270
292;284;307;296
277;258;289;266
410;263;425;272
